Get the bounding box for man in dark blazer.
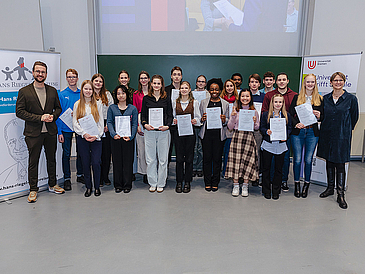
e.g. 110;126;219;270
16;61;64;203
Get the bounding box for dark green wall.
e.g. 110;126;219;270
97;55;302;93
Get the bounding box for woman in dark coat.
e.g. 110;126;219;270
317;72;359;209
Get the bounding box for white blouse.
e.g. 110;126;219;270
72;100;104;141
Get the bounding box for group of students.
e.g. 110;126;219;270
57;67;358;209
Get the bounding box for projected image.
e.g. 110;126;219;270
99;0;299;32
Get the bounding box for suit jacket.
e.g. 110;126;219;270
199;97;229;141
16;82;62;137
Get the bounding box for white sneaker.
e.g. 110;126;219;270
149;186;156;192
232;186;239;197
156;187;164;193
242;185;249;197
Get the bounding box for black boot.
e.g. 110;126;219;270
176;182;183;193
143;175;148;184
336;172;348;209
301;182;310;198
183;182;191;193
319;165;335;198
294;182;301;198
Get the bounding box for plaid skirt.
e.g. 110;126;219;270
225;130;258;181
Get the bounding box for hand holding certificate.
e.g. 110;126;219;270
148;108;163;129
59;108;73;131
270;118;287;141
206;107;222;129
295;103;317;127
177;114;193;136
238;110;255;132
78;114;100;138
213;0;244;26
115;116;131;137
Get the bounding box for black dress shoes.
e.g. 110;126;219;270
264;193;271;199
124;189;131;193
94;188;101;196
183;182;191;193
115;188;122;193
176;182;183;193
84;189;92;197
272;194;279;200
205;186;211;192
64;180;72;191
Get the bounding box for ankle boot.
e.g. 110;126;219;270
319;165;335;198
301;182;310;198
176;182;183;193
336;172;348;209
294;182;301;198
183;182;191;193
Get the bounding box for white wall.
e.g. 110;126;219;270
0;0;43;51
310;0;365;156
40;0;96;90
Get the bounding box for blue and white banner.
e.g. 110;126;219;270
302;53;361;94
0;49;62;200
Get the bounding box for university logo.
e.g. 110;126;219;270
1;57;33;81
308;61;317;70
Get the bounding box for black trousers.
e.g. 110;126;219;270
25;133;57;192
111;138;134;190
262;149;285;195
201;131;225;187
101;129;112;183
174;130;196;184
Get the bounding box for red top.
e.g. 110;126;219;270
133;90;145;113
261;88;297;113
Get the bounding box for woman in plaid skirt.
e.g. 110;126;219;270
225;89;260;197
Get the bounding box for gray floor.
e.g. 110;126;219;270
1;161;365;274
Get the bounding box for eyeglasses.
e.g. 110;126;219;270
34;70;46;75
67;76;77;79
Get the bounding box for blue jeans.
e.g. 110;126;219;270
291;128;319;182
62;131;83;180
222;138;232;177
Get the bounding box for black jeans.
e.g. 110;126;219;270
202;131;225;188
262;149;285;196
174;130;196;183
111;138;134;190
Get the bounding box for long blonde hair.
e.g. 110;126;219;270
76;80;100;122
177;81;194;103
267;94;288;123
297;73;322;106
220;79;238;100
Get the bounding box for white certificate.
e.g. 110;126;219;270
270;118;287;141
115;116;131;137
149;108;163;128
206;107;222;129
59;108;73;131
193;91;206;103
229;103;234;116
78;114;99;137
177;114;193;136
238;110;255;132
171;89;180;103
253;102;262;120
295;103;317;127
213;0;244;26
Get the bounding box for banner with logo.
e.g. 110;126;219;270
0;49;62;201
302;53;361;94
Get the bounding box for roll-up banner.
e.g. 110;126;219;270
302;53;362;95
0;49;62;201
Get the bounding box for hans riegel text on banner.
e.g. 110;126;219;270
302;53;361;95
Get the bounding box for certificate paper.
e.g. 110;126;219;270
253;102;262;120
270;118;287;141
59;108;73;131
295;103;317;127
229;103;234;116
115;116;131;137
171;89;180;103
193;91;207;103
149;108;163;128
206;107;222;129
213;0;244;26
238;110;255;132
78;114;99;137
177;114;193;136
